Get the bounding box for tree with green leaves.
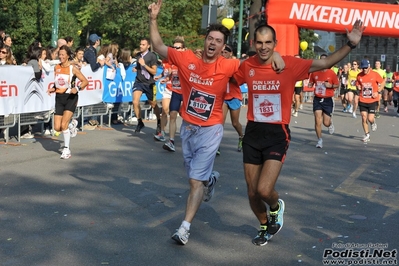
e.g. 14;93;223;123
0;0;81;63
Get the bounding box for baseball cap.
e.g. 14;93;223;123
360;59;370;69
89;33;101;43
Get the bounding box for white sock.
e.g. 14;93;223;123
63;129;70;149
182;220;191;230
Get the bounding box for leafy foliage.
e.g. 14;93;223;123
299;29;319;59
0;0;207;63
0;0;81;62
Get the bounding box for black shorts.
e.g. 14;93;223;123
55;93;78;115
243;121;291;164
294;86;303;95
347;89;359;96
384;87;393;92
133;82;157;102
359;101;377;114
313;97;334;116
340;88;348;96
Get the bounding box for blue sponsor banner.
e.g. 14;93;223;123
102;64;165;103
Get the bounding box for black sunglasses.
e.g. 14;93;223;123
173;46;182;50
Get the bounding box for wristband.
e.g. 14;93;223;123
346;41;357;49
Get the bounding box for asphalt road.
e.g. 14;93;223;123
1;102;398;266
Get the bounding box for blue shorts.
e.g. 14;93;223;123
180;120;223;181
169;92;183;112
313;97;334;116
224;98;242;111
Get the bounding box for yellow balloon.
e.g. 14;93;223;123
300;41;308;51
222;18;235;30
328;45;335;52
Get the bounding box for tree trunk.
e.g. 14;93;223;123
248;0;264;52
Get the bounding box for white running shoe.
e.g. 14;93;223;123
362;134;370;142
352;112;357;119
203;171;220;202
371;123;377;132
328;122;335;134
44;129;51;136
20;132;34;139
292;111;298;117
299;104;303;110
69;119;78;138
171;225;190;245
60;148;71;159
316;139;323;148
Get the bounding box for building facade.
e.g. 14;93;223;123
335;0;399;69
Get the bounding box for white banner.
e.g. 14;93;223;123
0;65;104;115
76;66;104;107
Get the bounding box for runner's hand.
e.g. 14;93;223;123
271;52;285;73
346;19;366;46
148;0;162;20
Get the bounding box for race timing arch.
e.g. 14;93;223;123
265;0;399;56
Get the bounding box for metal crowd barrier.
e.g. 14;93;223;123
0;114;17;143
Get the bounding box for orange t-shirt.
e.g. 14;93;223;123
393;72;399;93
309;69;338;98
167;47;239;126
225;81;243;101
234;56;312;124
357;70;384;104
167;64;182;94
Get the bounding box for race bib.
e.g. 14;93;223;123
362;87;373;98
171;74;181;90
350;80;356;86
186;88;215;121
395;80;399;87
253;94;281;122
341;77;347;85
315;84;327;96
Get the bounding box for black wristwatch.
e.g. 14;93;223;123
347;41;357;49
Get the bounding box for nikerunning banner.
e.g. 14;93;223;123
267;0;399;38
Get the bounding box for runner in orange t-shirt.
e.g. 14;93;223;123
357;59;385;142
149;0;285;246
221;44;244;153
234;22;365;246
308;54;339;148
163;37;185;152
392;71;399;115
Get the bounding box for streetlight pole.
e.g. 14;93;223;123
208;0;212;26
51;0;60;47
237;0;244;58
